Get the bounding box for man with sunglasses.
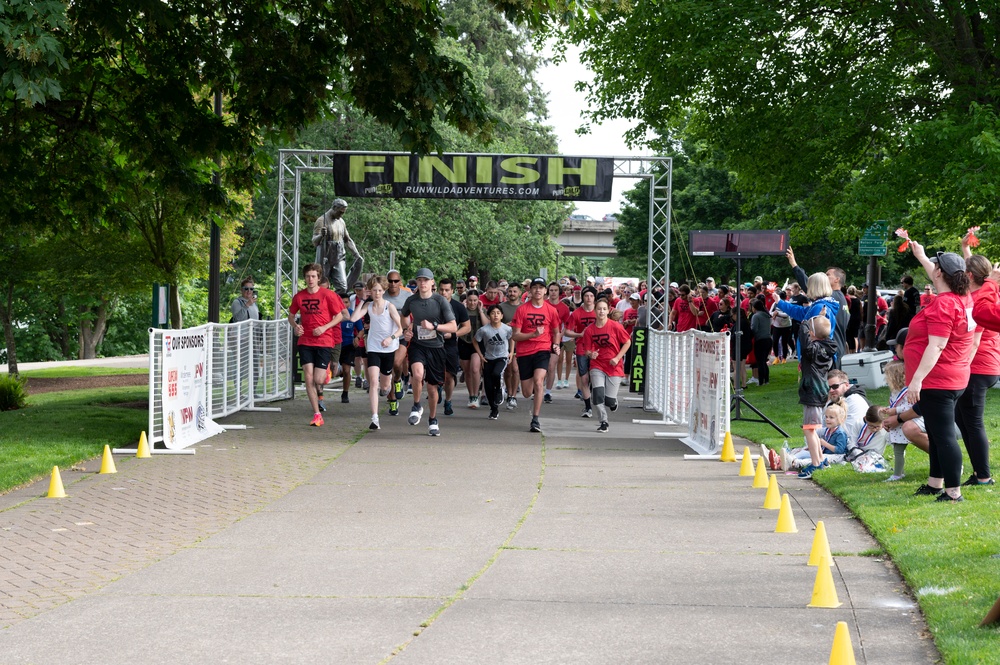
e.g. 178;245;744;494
384;270;413;416
824;369;871;444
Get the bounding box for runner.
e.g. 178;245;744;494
383;269;412;416
544;282;569;402
460;289;486;408
350;275;403;430
288;263;345;426
500;284;523;409
511;277;562;433
400;268;457;436
437;278;471;416
338;292;365;403
579;299;632;432
480;280;502;308
349;281;369;389
565;285;598;417
315;276;344;413
473;304;514;420
557;284;577;389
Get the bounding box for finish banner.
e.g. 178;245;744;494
332;153;614;201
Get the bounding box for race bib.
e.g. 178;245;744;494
418;326;438;341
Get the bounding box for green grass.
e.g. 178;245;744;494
19;366;147;378
732;361;1000;665
0;386;146;495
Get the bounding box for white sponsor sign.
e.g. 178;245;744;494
683;332;731;455
160;327;224;449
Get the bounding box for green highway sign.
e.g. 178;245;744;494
859;220;888;256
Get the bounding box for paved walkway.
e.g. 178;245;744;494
0;382;939;664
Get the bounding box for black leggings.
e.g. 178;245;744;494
922;388;965;488
771;327;792;360
955;373;998;480
753;338;771;384
483;357;507;408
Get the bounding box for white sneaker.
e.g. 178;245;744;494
369;415;380;430
428;418;440;436
747;378;759;386
408;404;424;425
469;395;479;409
506;397;517;410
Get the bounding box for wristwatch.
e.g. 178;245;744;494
433;322;439;330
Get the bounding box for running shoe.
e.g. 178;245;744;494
310;413;324;427
489;408;499;420
394;380;404;400
914;484;944;496
408;404;424;425
468;396;480;409
574;389;582;399
444;400;454;416
935;492;964;502
747;377;759;386
543;393;553;404
529;416;542;433
428;418;440;436
581;408;593;418
555;381;564;390
369;415;380;430
362;378;370;391
341;392;349;404
355;376;363;389
406;384;413;395
317;398;326;413
379;388;388;397
884;474;905;482
388;399;399;416
797;464;820;479
597;421;609;433
608;398;618;412
961;474;996;486
507;397;518;411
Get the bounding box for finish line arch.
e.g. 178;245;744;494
275;150;673;331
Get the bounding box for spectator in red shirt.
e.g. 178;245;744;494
920;285;936;310
669;284;704;332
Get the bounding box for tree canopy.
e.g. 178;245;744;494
567;2;1000;245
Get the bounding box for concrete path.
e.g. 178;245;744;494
0;381;939;664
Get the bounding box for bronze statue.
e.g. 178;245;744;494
312;198;363;293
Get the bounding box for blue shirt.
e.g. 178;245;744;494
341;307;364;345
820;426;848;456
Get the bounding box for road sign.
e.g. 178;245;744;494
859;221;888;256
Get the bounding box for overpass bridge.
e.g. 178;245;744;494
556;218;619;257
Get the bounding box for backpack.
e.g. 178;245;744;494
850;450;888;473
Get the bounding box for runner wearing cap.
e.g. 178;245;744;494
400;268;457;436
511;277;562;433
543;282;569;403
564;285;598;417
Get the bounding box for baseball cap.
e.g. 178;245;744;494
468;275;478;281
572;285;582;291
888;327;908;349
353;281;364;289
629;293;641;301
669;282;678;288
930;251;966;276
530;277;547;288
415;268;434;280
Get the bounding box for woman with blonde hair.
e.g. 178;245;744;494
774;272;841;363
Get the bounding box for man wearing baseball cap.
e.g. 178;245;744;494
399;268;457;436
511;277;562;433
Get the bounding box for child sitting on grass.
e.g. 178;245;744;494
790;313;838;479
879;360;929;481
850;405;888;456
786;401;848;472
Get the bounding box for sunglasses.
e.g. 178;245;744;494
388;279;401;283
242;286;254;291
828;382;847;389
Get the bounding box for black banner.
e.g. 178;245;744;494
629;327;647;394
332;153;613;201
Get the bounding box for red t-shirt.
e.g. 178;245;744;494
290;288;345;348
511;300;561;357
704;295;720;320
903;291;974;390
554;301;571;333
920;293;935;309
568;306;597;336
578;319;631;377
971;282;1000;375
479;294;501;308
672;297;699;332
622;307;639;332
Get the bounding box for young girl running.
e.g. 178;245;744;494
350;275;403;430
578;299;632;433
473;305;514;420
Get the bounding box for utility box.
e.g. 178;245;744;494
841;350;893;390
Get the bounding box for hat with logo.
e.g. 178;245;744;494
415;268;434;280
930;251;966;276
530;277;547;288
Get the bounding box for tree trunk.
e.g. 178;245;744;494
78;299;110;359
0;282;18;375
58;298;71;357
169;284;183;329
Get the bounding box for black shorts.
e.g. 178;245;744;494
367;350;395;375
444;344;460;376
576;354;590;377
299;345;331;370
340;343;356;366
458;339;474;361
517;350;551;378
409;344;446;386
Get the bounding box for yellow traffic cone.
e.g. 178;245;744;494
775;493;798;533
136;431;151;459
808;556;842;608
99;445;117;474
809;520;833;567
752;456;768;488
738;447;754;476
763;473;781;509
47;466;67;498
720;431;736;462
828;621;857;664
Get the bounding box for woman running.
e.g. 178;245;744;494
578;299;632;433
565;286;599;417
473;304;514;420
350;275;403;430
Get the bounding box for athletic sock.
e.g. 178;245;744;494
584;397;592;410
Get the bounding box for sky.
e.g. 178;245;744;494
533;42;646;220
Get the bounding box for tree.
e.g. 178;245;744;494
566;2;1000;248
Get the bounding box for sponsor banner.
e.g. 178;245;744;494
161;328;224;450
684;332;731;455
629;328;647;393
333;153;613;201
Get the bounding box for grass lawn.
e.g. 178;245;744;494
18;366;147;378
0;385;146;494
731;361;1000;665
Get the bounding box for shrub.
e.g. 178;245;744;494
0;373;28;411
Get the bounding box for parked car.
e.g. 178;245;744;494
568;214;595;222
603;214;618;223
